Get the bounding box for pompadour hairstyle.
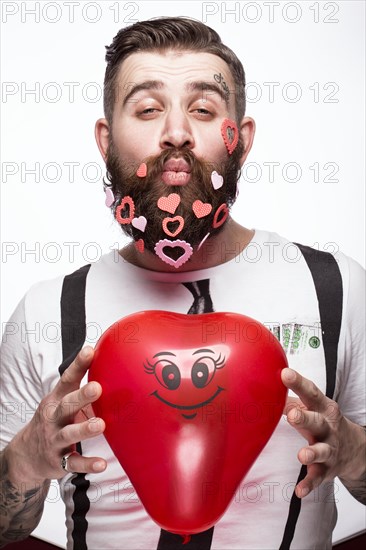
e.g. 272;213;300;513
104;17;246;124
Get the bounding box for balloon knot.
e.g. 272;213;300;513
181;534;191;545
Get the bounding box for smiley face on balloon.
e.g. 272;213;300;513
143;345;229;419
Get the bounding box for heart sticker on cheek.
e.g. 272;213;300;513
221;119;239;155
154;239;193;268
115;196;135;225
162;216;184;238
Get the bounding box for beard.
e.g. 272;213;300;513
105;138;244;258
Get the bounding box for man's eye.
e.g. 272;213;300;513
195;108;211;115
140;108;158;114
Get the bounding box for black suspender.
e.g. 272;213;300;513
58;244;343;550
279;244;343;550
58;264;91;550
59;264;91;376
295;244;343;400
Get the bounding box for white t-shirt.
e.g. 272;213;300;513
1;230;365;550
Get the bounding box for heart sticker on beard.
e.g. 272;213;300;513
132;216;147;233
154;239;193;268
104;187;115;207
89;310;288;536
162;216;184;238
211;171;224;190
192;200;212;218
157;193;181;215
135;239;144;253
136;163;147;178
115;196;135;225
221;119;239;155
213;203;229;228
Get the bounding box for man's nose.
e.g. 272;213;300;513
159;109;195;150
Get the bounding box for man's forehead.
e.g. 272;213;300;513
116;49;234;89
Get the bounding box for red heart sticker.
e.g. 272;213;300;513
157;193;181;214
115;196;135;225
192;200;212;218
89;311;288;535
135;239;144;253
213;203;229;228
162;216;184;238
221;119;239;155
136;163;147;178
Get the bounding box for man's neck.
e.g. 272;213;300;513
119;218;254;272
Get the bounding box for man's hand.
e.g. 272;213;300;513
0;347;106;545
281;368;366;502
6;346;106;483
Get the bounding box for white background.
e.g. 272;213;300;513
1;0;365;547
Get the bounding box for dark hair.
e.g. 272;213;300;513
104;17;246;125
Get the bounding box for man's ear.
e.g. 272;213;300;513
95;118;110;162
238;116;256;165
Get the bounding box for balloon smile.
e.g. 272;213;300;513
151;386;224;412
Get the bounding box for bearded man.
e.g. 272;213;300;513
1;17;365;550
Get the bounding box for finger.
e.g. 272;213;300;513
56;417;105;448
286;405;328;439
56;381;102;425
283;396;305;415
287;406;329;436
281;368;328;413
295;462;326;498
298;442;332;466
54;347;94;400
60;451;107;475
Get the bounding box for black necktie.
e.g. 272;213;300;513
182;279;214;314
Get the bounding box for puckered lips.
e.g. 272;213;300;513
161;158;191;186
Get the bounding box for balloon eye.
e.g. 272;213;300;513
192;362;210;388
161;364;181;390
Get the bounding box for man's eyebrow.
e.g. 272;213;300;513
122;80;229;106
186;81;229;105
122;80;164;105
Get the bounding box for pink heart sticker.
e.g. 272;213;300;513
192;200;212;219
154;239;193;268
157;193;181;214
132;216;147;232
104;187;115;207
221;119;239;155
197;232;211;250
162;216;184;238
211;171;224;190
136;163;147;178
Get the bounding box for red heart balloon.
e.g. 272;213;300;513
89;311;287;535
